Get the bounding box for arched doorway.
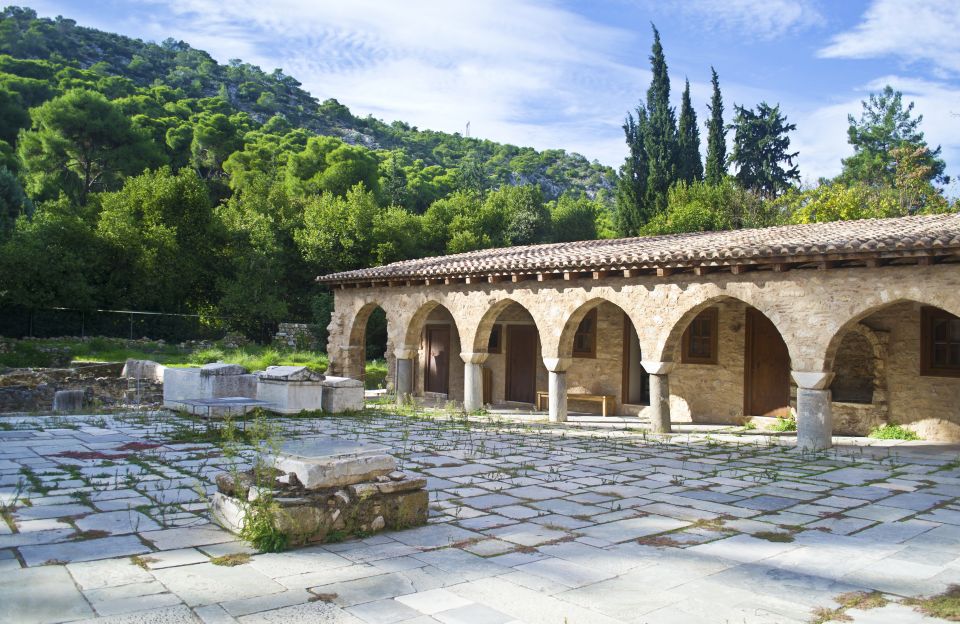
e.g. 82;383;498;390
663;298;792;422
404;302;465;402
472;300;545;407
346;302;389;385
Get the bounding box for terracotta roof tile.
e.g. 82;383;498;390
318;213;960;284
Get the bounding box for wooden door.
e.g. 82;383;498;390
506;325;537;403
745;308;791;417
424;325;450;395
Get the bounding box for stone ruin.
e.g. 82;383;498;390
211;439;428;546
160;362;364;416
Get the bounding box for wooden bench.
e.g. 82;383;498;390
536;392;616;417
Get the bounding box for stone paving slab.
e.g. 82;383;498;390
5;410;960;623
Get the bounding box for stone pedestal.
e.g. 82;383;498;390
212;438;428;546
793;371;835;451
642;361;674;434
52;389;85;413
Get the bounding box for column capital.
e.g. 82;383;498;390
394;347;418;360
460;352;489;365
641;360;674;375
792;370;834;390
542;357;573;373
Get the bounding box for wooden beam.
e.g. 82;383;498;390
623;269;639;278
511;274;530;283
656;267;674;277
771;263;792;273
592;270;609;280
488;275;504;284
693;266;715;276
730;264;753;275
563;272;575;281
917;256;934;266
537;273;555;282
816;261;836;271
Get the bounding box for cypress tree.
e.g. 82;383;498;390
643;25;678;216
704;67;727;185
615;106;650;236
677;78;702;183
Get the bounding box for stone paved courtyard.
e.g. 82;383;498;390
3;408;960;623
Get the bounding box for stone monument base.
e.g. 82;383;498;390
211;439;428;546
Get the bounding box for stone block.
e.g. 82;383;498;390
256;367;324;414
201;362;248;376
320;376;364;412
271;439;395;489
52;389;85;412
122;359;166;383
163;366;258;411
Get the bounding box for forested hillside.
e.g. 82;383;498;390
0;6;616;340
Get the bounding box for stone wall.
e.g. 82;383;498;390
859;302;960;439
273;323;318;350
327;263;960;439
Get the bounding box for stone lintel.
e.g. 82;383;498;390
460;352;490;365
641;360;675;376
542;357;573;373
791;370;835;390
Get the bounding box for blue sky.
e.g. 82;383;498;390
26;0;960;187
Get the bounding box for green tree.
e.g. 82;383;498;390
551;194;599;242
286;136;379;197
0;166;31;236
294;183;383;272
642;178;771;234
704;67;726;185
487;184;550;246
615;107;649;236
643;25;678;216
677;79;702;183
730;102;799;199
18;89;161;203
96;167;219;310
841;85;947;187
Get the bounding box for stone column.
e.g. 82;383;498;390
394;348;417;402
461;352;489;412
342;346;365;381
543;358;572;423
641;361;674;433
793;371;835;451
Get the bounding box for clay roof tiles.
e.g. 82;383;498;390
318;213;960;284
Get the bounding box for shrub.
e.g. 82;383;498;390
869;423;919;440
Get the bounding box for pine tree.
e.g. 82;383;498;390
704;67;727;185
615;107;650;236
677;79;702;183
730;102;799;199
643;25;678;216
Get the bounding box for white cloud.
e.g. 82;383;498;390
819;0;960;76
652;0;825;40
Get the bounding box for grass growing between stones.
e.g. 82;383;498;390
869;423;920;441
809;591;888;623
210;553;251;566
905;585;960;620
770;416;797;432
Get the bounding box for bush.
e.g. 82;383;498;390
770;416;797;432
869;423;919;440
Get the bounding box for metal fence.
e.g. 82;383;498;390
0;307;229;342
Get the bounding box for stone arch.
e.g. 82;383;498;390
557;297;651;410
339;300;393;381
831;323;887;404
823;297;960;372
655;293;794;365
469;297;542;355
403;300;466;400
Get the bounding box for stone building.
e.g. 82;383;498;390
319;214;960;449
